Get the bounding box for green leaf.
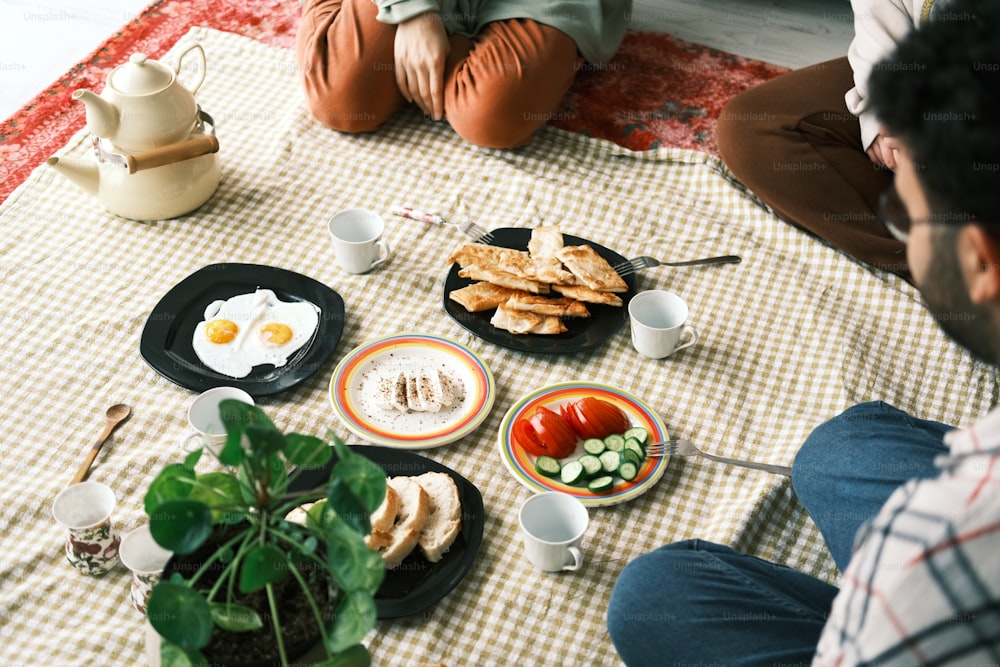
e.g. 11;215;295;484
331;446;386;514
326;478;370;535
217;433;246;467
324;591;377;654
218;399;279;465
217;544;235;564
149;500;213;554
330;433;352;458
144;464;197;514
328;438;385;512
183;448;203;470
187;472;245;524
324;518;385;594
267;453;289;496
238;544;288;593
158;642;197;667
303;499;329;531
209;602;264;632
314;644;372;667
148;581;214;650
245;424;286;457
285;433;332;467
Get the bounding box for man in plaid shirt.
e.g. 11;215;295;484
608;2;1000;664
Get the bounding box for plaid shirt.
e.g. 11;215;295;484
814;406;1000;666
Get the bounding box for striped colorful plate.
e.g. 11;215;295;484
498;382;670;506
329;333;495;449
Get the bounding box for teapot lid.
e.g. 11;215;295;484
107;53;175;95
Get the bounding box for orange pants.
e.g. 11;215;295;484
296;0;583;148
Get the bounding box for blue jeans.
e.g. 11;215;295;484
607;402;952;666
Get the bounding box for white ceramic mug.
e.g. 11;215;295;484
628;290;699;359
119;524;172;614
179;386;254;453
52;481;121;576
327;208;392;274
518;492;589;572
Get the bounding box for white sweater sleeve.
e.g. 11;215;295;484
845;0;921;150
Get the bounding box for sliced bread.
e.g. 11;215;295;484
379;476;430;568
364;483;399;551
413;471;462;563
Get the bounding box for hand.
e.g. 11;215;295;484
394;11;450;121
867;133;901;171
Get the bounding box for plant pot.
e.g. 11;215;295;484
149;524;337;667
144;621;335;667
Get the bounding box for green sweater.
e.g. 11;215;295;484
373;0;631;65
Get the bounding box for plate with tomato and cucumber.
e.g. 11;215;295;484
497;382;670;506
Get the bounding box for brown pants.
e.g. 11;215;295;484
295;0;583;148
716;57;908;280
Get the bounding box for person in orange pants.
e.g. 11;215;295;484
296;0;629;149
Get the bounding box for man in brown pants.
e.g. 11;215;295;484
716;0;953;282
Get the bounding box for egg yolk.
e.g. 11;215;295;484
260;322;294;346
205;319;239;344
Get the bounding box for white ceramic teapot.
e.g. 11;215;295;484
47;43;221;221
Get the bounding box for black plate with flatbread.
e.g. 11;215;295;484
442;228;636;354
139;263;345;397
289;445;485;619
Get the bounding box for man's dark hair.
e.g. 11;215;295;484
867;0;1000;225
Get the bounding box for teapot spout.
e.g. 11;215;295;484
72;89;119;139
46;156;100;197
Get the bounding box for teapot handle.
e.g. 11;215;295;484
124;135;220;173
174;43;207;94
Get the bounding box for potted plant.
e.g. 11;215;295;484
143;399;387;667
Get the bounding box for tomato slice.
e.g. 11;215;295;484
562;397;630;440
512;406;578;459
512;419;548;457
527;406;578;458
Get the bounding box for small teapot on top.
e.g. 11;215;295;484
47;43;221;221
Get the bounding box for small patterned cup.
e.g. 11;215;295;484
52;481;121;576
119;524;172;614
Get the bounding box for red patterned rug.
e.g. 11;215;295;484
0;0;788;202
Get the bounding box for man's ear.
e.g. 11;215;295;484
961;225;1000;304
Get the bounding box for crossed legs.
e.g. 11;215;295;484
717;58;908;280
295;0;582;148
607;402;951;665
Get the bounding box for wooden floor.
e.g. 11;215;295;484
629;0;853;68
0;0;854;120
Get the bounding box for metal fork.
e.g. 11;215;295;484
391;205;495;244
644;438;792;476
614;254;741;276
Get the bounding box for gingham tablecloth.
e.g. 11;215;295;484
1;27;996;667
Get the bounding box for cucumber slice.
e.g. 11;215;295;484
588;475;614;493
619;461;639;482
534;455;561;478
621;448;643;466
599;450;621;474
578;454;603;478
624;438;646;461
582;438;606;455
560;460;586;485
623;427;649;445
604;433;626;452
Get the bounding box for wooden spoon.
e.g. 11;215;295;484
70;403;132;485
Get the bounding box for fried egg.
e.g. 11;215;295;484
192;288;320;378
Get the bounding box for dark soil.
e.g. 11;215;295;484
164;524;336;667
